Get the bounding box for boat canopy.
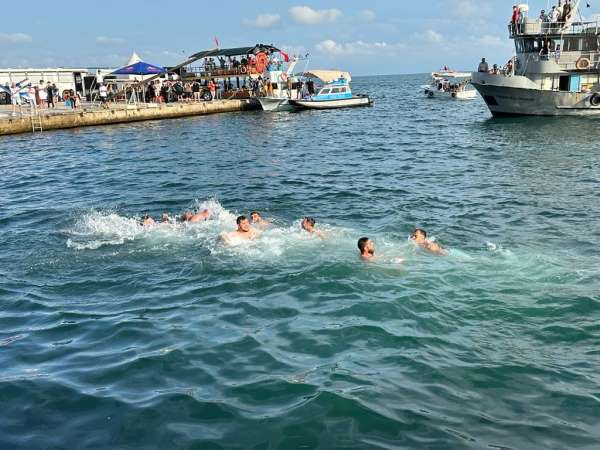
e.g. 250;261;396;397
302;70;352;83
188;44;281;61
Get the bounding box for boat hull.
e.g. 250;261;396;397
258;97;295;112
289;96;372;110
471;72;600;116
423;88;477;100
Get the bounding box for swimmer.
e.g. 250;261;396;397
411;228;448;255
181;209;210;223
141;215;155;227
250;211;270;228
358;237;376;261
220;215;258;244
161;213;171;223
301;217;325;239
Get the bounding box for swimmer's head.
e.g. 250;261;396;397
411;228;427;243
161;213;170;222
181;211;193;222
358;237;374;255
301;217;316;232
250;211;261;223
237;215;250;232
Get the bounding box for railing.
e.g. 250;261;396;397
509;20;600;37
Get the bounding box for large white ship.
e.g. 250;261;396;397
471;1;600;116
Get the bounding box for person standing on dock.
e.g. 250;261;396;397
208;79;216;101
99;84;109;109
46;82;55;109
10;83;22;114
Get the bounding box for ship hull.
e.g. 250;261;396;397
471;73;600;116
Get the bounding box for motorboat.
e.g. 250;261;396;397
423;69;478;100
257;57;300;112
471;1;600;116
288;70;372;110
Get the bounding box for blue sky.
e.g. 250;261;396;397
0;1;598;74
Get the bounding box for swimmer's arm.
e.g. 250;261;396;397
428;242;448;256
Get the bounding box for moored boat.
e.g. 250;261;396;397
423;68;477;100
289;70;373;110
471;1;600;116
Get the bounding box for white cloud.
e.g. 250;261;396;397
316;39;405;56
359;9;376;22
0;33;33;43
289;6;341;25
96;36;125;44
243;13;281;29
424;29;443;43
476;34;508;47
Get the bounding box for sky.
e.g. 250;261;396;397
1;0;598;75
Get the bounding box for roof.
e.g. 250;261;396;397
302;70;352;83
0;68;88;73
188;44;280;60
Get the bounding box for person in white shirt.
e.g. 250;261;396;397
10;83;22;114
99;83;109;108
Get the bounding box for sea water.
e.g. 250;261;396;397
1;75;599;449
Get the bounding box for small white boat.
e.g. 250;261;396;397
257;57;299;112
289;70;372;110
423;69;477;100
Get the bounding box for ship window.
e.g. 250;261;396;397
340;87;347;92
582;36;599;52
320;89;331;94
564;37;580;52
331;88;341;93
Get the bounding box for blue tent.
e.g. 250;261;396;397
111;61;166;75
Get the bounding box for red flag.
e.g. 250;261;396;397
214;36;220;47
280;50;290;62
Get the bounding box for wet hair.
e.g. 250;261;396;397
357;237;370;253
303;217;316;227
250;211;260;218
412;228;427;238
236;215;247;225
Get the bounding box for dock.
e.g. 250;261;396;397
0;99;260;136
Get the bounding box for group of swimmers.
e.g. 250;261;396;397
141;208;446;260
358;228;447;262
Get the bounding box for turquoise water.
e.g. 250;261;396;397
1;75;599;449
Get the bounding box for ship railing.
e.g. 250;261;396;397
527;51;600;70
509;20;600;37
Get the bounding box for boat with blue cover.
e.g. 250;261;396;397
289;70;372;109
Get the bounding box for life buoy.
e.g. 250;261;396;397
576;57;591;70
590;93;600;106
255;52;268;73
428;91;434;98
279;72;288;82
240;66;247;74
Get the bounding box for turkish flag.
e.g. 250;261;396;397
280;50;290;62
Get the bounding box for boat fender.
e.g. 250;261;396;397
428;91;434;98
451;92;457;98
576;57;591;70
590;93;600;106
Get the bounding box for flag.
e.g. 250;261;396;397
214;36;220;47
280;50;290;62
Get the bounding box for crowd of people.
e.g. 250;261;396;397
5;80;61;114
140;209;447;259
510;0;575;35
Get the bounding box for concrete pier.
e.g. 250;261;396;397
0;99;260;136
